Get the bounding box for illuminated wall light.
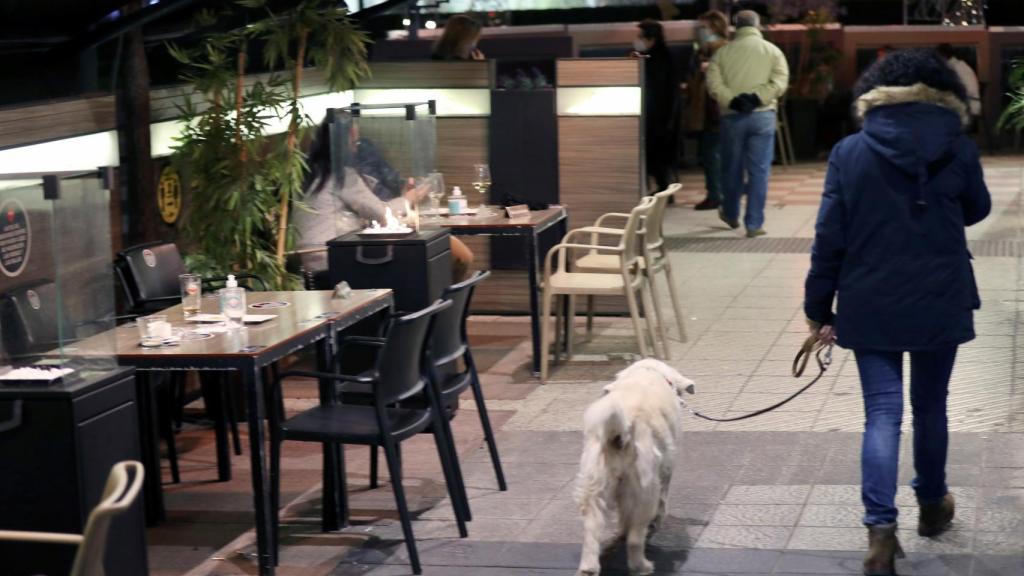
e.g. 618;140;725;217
557;87;642;116
402;18;411;26
425;20;437;30
0;131;119;174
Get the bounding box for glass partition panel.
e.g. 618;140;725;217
327;104;438;222
0;173;116;383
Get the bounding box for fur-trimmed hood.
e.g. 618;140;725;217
855;82;969;126
854;82;966;185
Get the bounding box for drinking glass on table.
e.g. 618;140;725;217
425;171;446;216
137;315;171;347
179;274;202;317
472;163;493;215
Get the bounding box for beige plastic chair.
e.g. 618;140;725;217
540;202;657;382
0;460;145;576
574;184;686;358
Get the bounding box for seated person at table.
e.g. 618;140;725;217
295;113;474;281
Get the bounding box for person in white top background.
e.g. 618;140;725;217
937;43;981;120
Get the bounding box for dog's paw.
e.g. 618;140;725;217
629;558;654;575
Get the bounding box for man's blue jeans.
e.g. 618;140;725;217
855;348;957;526
720;111;776;231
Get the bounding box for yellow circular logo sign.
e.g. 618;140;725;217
158;166;182;225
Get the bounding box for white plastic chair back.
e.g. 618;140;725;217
643;184;681;269
620;202;651;282
71;461;145;576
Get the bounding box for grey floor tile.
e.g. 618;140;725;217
708;504;803;527
772;549;864;574
971;531;1024;555
697;525;793;549
723;485;811;505
676;548;783;573
971;554;1024;576
788;527;865;551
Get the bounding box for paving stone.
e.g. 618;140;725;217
772;549;865;574
788;527;866;551
723;485;811;505
675;548;783;572
708;504;803;527
696;525;793;549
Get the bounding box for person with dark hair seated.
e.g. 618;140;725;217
294;113;474;282
804;48;989;576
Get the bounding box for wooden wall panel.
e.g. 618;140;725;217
558;116;641;230
432;117;531;313
557;58;640;87
839;26;989;87
0;96;115;150
558;116;642;314
361;62;492;89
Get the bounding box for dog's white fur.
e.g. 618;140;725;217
575;359;695;576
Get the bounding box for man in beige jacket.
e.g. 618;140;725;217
706;10;789;237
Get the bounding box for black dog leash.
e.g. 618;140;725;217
685;336;833;423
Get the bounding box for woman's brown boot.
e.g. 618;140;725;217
864;523;904;576
918;493;955;537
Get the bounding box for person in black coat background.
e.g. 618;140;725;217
803;49;990;576
634;19;680;197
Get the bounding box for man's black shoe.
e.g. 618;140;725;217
695;198;719;211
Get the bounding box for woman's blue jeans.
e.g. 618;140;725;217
855;347;957;526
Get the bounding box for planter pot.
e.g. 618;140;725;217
786;97;820;161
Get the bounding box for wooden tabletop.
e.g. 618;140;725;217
66;289;392;361
435;206;566;230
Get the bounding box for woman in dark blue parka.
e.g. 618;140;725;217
804;49;990;576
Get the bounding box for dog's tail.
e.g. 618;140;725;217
575;397;630;510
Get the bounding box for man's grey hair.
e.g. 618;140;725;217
735;10;760;29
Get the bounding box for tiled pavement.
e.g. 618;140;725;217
151;157;1024;575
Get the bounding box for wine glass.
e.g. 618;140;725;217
427;171;445;219
472;163;492;215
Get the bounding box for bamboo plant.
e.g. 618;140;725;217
997;61;1024;135
169;0;368;288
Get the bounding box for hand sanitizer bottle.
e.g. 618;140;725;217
220;275;246;328
448;186;467;215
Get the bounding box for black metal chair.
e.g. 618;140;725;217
115;241;267;316
366;270;506;495
268;300;467;575
0;281;73;359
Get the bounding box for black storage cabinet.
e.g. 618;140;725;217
0;367;148;576
328;228;452;313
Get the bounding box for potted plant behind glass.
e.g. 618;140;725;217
169;0;368;288
769;0;842;161
996;60;1024;146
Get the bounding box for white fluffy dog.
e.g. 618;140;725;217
575;358;695;576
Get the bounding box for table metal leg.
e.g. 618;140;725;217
526;230;542;376
136;372;165;525
243;362;275;576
